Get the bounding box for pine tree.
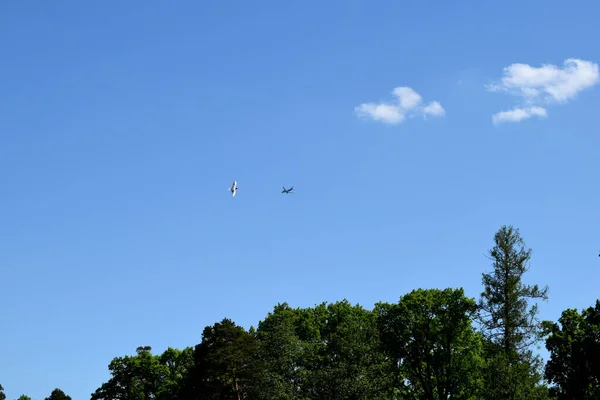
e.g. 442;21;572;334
478;225;551;399
478;225;549;361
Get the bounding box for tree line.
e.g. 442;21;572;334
3;225;599;399
1;389;71;400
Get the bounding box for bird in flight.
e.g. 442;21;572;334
229;180;238;197
281;185;294;194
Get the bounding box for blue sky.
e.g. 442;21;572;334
1;1;599;398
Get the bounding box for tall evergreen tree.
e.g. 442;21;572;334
477;225;550;399
478;225;549;361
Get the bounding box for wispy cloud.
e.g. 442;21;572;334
355;86;445;125
487;58;599;124
491;106;548;125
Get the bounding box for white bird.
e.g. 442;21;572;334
229;180;238;197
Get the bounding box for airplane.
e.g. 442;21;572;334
281;185;294;194
229;180;238;197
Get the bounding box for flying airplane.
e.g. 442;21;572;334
281;185;294;194
229;180;238;197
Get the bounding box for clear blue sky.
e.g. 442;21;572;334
1;1;599;399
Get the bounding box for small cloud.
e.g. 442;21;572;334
487;58;599;123
423;101;445;117
492;106;547;124
354;103;405;124
355;86;445;125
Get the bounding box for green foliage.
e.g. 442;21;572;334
181;318;260;399
158;346;194;399
91;345;194;400
295;300;393;399
477;225;551;399
480;341;550;400
478;225;549;359
254;302;307;399
44;388;72;400
16;396;31;400
6;225;594;400
542;300;600;399
377;287;484;399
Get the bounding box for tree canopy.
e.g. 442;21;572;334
44;389;71;400
4;225;599;399
542;300;600;399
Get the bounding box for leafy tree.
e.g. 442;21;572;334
542;300;600;399
254;300;393;399
477;225;550;399
157;346;194;400
305;300;393;400
45;388;72;400
16;396;31;400
91;346;170;400
0;385;5;400
181;318;260;400
77;222;600;400
480;340;550;400
254;302;308;399
376;287;484;399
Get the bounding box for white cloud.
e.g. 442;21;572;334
423;101;445;117
487;58;599;123
354;86;445;125
354;103;405;124
492;106;547;125
392;87;422;109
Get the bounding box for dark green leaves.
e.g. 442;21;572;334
477;225;550;399
377;288;484;399
542;300;600;399
75;225;597;400
478;225;549;358
181;318;260;399
91;345;194;400
44;389;71;400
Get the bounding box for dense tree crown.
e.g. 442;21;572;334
3;226;599;399
542;300;600;399
44;389;71;400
